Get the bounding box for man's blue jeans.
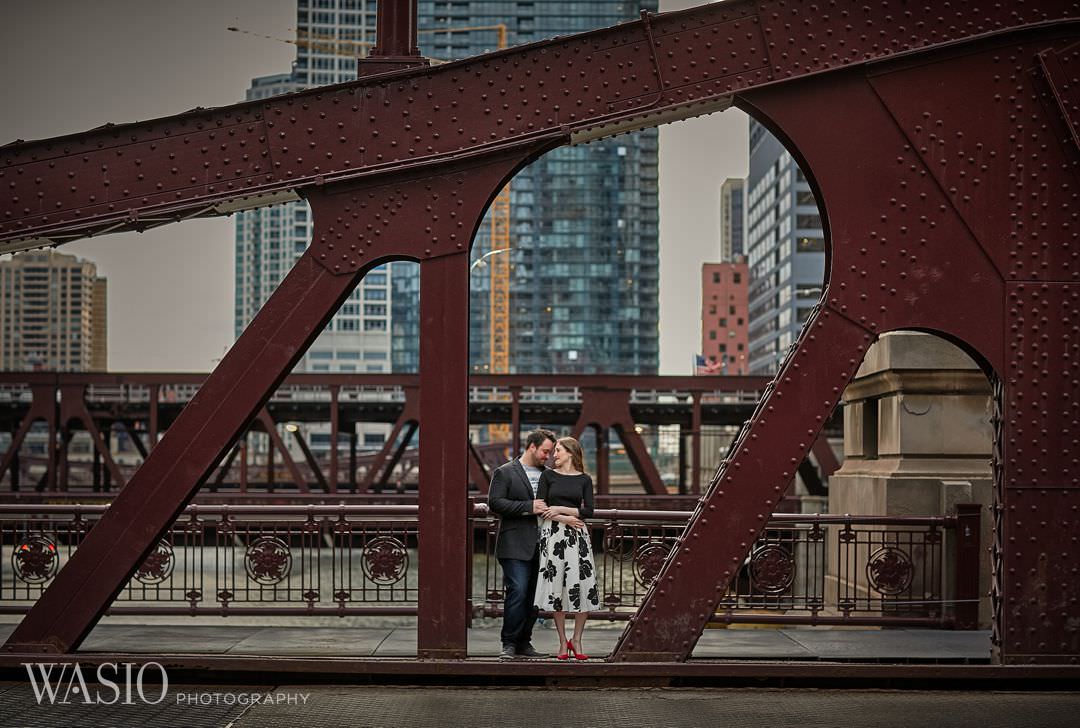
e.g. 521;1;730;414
499;552;539;648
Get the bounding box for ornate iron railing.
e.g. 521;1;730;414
0;504;980;626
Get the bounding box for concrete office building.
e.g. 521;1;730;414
0;250;107;372
745;119;826;375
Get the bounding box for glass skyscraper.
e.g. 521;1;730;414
236;1;659;379
393;1;660;375
745;119;826;375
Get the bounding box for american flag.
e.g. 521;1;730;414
693;354;724;375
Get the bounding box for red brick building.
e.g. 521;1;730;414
700;259;749;375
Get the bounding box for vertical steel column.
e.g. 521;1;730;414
329;385;340;493
677;426;688;496
45;391;57;493
92;445;101;492
239;435;248;494
595;426;609;496
691;392;702;495
349;432;358;492
57;427;71;492
266;432;275;493
100;428;111;493
371;0;420;58
148;385;159;449
417;252;469;659
9;431;18;491
510;387;521;456
954;503;981;631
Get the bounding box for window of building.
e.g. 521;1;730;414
719;317;727;326
709;330;717;340
733;272;742;284
729;305;736;315
797;237;826;253
712;272;721;284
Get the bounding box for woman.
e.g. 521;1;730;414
534;436;599;660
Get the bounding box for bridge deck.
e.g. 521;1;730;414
0;621;990;664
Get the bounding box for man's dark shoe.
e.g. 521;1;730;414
516;644;548;658
499;644;517;660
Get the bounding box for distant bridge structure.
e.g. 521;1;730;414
0;372;805;498
0;0;1077;669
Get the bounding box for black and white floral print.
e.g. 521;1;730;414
534;518;600;614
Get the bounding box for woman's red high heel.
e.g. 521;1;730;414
570;639;588;661
557;640;572;661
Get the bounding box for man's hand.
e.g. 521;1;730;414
531;499;548;514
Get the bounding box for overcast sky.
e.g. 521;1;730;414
0;0;748;373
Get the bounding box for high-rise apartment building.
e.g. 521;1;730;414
719;178;745;262
700;260;749;375
745;119;826;375
0;250;107;372
393;1;661;375
234;1;392;379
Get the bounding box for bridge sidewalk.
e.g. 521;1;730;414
0;622;991;663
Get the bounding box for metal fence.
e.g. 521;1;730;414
0;503;980;627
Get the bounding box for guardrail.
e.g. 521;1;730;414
0;503;980;627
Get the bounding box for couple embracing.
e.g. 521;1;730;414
487;429;599;660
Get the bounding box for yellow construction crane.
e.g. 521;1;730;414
229;22;514;387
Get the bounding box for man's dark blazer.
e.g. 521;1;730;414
487;459;541;561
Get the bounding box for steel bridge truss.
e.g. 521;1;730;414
0;371;785;498
0;0;1077;665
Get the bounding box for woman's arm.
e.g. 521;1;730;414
579;475;595;519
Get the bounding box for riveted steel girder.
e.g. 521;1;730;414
1;1;1078;665
614;28;1079;664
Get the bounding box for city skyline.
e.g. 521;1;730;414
0;0;748;373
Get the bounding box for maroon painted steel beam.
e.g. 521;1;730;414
4;3;1076;256
57;385;127;490
467;440;491;495
614;28;1077;662
0;0;1074;669
357;390;418;492
573;389;667;496
2;252;367;654
329;385;340;492
0;384;54;490
690;392;702;494
811;436;840;479
417;253;469;659
288;423;329;492
120;421;149;461
256;409;309;493
211;443;241;490
370;0;420;59
3;139;550;653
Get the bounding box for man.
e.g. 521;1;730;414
487;428;557;659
